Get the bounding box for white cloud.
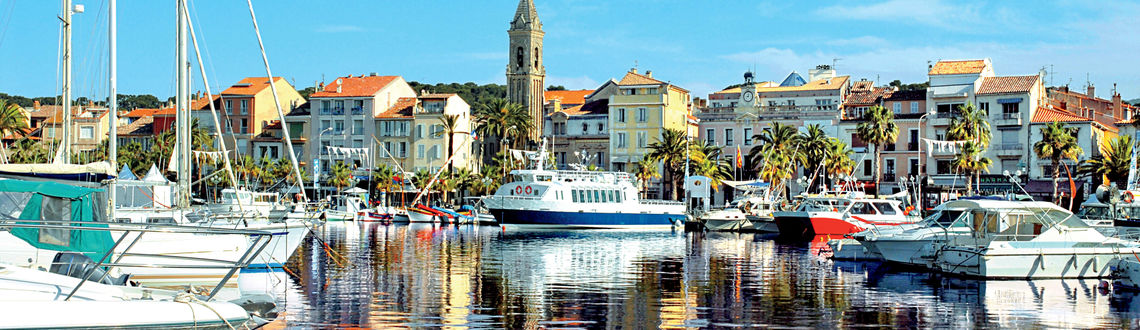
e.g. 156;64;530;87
316;25;363;33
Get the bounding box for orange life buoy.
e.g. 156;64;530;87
525;186;533;194
515;186;523;194
1126;191;1135;204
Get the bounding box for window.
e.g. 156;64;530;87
893;102;901;114
353;100;364;110
334;120;344;133
788;100;795;107
979;102;990;114
353;139;363;148
353;120;364;135
79;126;94;139
1002;102;1019;115
416;124;423;138
725;128;734;146
909;129;919;151
884;158;896;176
936;160;951;174
617;108;626;123
582;123;589;134
937;103;964;115
637;131;647;148
321;120;331;131
240;100;249;114
743;128;753;145
572;190;579;203
417;145;425;159
706;129;715;145
863;159;872;176
335;100;344;110
647;87;658;94
851;202;878;215
240;119;248;134
637;108;648;122
597;123;604;133
616;132;627;148
321;100;330;112
910;102;919;113
398;142;407;158
1001;129;1018;144
432;145;440;159
909;158;919;176
873;203;897;215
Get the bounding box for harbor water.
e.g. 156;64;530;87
259;223;1140;328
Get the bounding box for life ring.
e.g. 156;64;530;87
1126;191;1135;204
515;186;523;194
525;186;533;194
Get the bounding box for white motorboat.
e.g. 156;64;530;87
207;188;290;221
0;263;254;329
700;208;753;232
931;200;1140;279
773;192;919;240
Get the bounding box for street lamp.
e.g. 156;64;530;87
316;127;334;201
917;110;935;211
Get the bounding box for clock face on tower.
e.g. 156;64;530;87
742;91;754;102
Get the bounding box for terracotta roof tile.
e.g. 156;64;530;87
549;99;609;117
375;97;417;119
845;86;892;105
312;75;399;98
117;116;154;136
883;89;926;101
977;75;1038;95
418;93;457;100
123;108;160;118
1030;104;1117;132
221;77;283;96
618;71;665;85
929;60;987;75
544;90;593;106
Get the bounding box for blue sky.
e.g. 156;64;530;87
1;0;1137;102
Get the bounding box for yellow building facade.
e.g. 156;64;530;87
607;69;693;172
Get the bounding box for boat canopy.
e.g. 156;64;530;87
0;161;115;182
2;179;112;260
723;180;770;191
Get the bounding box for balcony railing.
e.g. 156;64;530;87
998;143;1023;150
1002;112;1020;120
935;112;956;119
351;107;364;115
882;173;896;182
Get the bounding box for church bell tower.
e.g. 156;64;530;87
507;0;545;142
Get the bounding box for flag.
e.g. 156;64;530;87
735;146;743;168
471;131;479;141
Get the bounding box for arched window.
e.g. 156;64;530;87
534;47;540;68
516;47;524;69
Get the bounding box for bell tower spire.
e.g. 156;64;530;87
507;0;545;143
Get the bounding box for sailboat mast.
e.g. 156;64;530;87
108;0;117;220
57;0;74;163
175;0;191;207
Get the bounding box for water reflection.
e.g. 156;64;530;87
264;224;1140;328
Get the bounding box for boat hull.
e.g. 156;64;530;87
774;214;861;239
934;244;1135;279
491;208;685;229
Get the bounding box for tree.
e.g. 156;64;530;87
947;103;992;191
329;161;356;192
9;138;50;164
1078;135;1132;189
633;158;659;199
546;85;566;91
646;128;690;200
798;124;830;192
435;114;461;173
856;105;899;197
888;80;929;91
1033;121;1082;199
474;98;532;154
747;122;804;199
952;141;992;194
0;99;29;161
823;138;855;189
691;140;733;192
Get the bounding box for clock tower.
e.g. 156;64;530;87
507;0;545;142
740;70;758;111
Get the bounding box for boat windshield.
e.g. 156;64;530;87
924;210;964;227
1076;205;1113;220
946;206;1083;238
797;199;849;212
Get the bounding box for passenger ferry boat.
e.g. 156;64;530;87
482;142;686;229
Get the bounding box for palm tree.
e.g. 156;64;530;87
1078;135;1132;189
329;161;355;193
0;100;28;161
435;114;461;173
691;140;733;192
856;105;899;197
1034;121;1083;199
645;128;689;200
952;141;992;194
748;122;804;199
9;138;49;164
798;124;830;192
633;158;659;199
823;138;855;189
474;98;532;154
371;163;396;206
947;103;993;190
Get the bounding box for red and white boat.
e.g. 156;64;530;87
773;193;919;240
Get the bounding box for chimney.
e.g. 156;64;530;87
630;68;638;74
551;98;562;112
645;70;653;78
369;72;378;77
1114;88;1124;119
318;81;324;90
33;100;40;110
1087;84;1095;98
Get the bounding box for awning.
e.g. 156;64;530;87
931;85;970;98
997;98;1023;104
723;179;771;191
